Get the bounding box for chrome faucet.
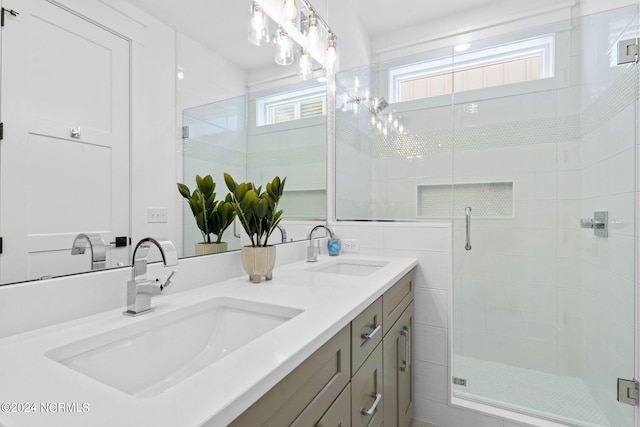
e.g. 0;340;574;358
276;224;288;243
307;225;334;262
123;237;178;317
71;233;106;271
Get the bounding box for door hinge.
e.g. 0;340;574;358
617;378;639;406
182;126;190;139
0;122;4;140
0;237;3;254
1;8;19;27
618;38;639;65
452;376;467;386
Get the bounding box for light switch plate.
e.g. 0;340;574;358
147;207;168;223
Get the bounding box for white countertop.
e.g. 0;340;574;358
0;254;416;427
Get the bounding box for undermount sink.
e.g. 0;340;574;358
46;297;303;398
307;259;389;276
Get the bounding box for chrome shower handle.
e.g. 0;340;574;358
465;207;472;251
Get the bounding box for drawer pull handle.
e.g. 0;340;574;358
361;392;382;416
361;324;381;341
400;325;411;372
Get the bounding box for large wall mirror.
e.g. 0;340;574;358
181;84;327;256
0;0;327;286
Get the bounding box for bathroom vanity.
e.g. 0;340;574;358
228;268;415;427
0;254;416;427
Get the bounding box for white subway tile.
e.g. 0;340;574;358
415;288;448;328
415;324;448;365
415;360;449;403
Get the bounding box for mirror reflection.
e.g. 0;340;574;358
0;0;327;286
180;83;327;257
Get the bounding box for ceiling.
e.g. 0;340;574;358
125;0;559;77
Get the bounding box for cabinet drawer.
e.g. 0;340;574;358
313;383;351;427
351;297;383;375
382;269;415;336
351;342;383;427
230;324;351;427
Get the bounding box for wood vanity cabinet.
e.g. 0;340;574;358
383;301;414;427
229;324;351;427
229;268;415;427
382;271;415;427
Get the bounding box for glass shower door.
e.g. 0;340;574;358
452;7;637;426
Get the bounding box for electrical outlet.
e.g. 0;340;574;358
342;238;360;253
147;207;168;223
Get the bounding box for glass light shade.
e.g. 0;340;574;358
248;3;269;46
275;28;294;65
306;12;321;51
298;49;313;80
325;34;339;74
283;0;298;21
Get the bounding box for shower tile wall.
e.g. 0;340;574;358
246;92;326;220
336;26;585;376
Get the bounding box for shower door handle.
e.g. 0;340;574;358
465;207;472;251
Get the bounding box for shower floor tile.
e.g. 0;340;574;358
453;355;608;427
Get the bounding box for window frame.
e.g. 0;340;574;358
256;85;327;127
388;34;555;103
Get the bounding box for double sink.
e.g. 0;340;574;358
44;258;388;398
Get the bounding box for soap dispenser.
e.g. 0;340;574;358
327;236;341;256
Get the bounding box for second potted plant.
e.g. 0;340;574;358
177;174;236;255
224;173;286;283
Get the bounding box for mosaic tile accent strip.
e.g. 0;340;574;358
581;65;638;136
370;115;580;158
417;182;513;218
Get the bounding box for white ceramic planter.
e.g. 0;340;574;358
241;246;276;283
195;242;228;255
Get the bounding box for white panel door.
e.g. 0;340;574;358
0;0;130;283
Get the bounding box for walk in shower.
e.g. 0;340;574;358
335;6;637;427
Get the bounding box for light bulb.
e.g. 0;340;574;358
248;2;268;46
283;0;297;21
325;33;339;74
306;11;320;48
275;28;294;65
370;116;376;126
298;48;312;80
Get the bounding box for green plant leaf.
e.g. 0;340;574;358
177;183;191;199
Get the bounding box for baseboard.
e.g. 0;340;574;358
411;419;440;427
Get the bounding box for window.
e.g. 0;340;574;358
256;85;326;126
389;35;555;102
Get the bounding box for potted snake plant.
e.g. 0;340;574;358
224;173;286;283
177;174;236;255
